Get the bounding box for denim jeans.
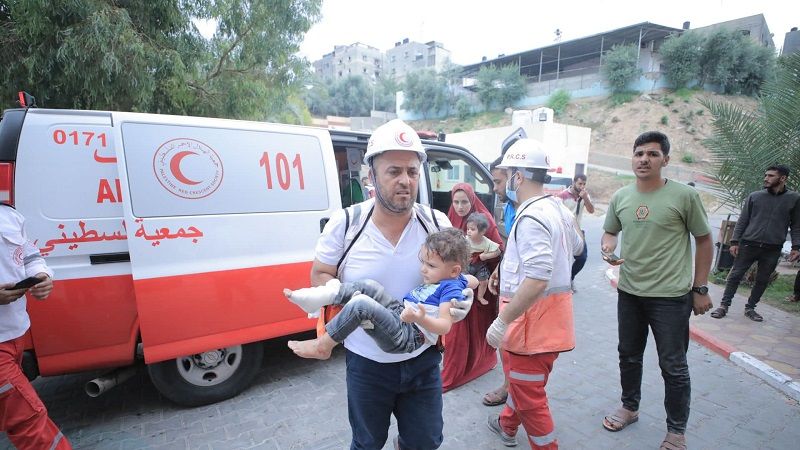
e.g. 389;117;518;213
720;242;782;309
617;289;693;434
571;232;588;281
326;279;425;354
345;347;443;450
794;270;800;297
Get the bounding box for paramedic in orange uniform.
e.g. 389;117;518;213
485;140;583;449
0;204;72;449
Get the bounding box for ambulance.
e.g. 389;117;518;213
0;104;496;406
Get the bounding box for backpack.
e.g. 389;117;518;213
315;199;443;337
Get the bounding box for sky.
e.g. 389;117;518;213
299;0;799;65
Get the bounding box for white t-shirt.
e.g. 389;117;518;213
0;207;54;343
315;206;451;363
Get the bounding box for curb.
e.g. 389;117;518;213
604;266;800;402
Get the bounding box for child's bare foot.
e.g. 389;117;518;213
478;297;489;305
287;339;334;360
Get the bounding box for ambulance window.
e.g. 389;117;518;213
425;150;493;216
121;123;329;216
335;146;369;208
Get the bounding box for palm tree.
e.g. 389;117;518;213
701;53;800;210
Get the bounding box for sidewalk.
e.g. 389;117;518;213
607;266;800;402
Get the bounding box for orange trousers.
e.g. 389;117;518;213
499;350;559;449
0;337;71;450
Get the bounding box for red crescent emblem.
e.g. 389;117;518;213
395;131;413;147
170;151;202;185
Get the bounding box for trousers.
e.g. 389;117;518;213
0;337;72;450
499;350;559;449
618;290;693;434
720;242;782;309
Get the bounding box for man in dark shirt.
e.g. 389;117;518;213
712;165;800;322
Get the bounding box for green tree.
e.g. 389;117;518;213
402;69;446;119
476;64;526;111
697;28;776;95
374;76;400;113
601;44;641;93
0;0;321;121
659;31;703;89
303;75;333;117
328;75;371;117
702;53;800;210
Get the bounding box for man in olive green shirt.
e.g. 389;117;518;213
600;131;713;450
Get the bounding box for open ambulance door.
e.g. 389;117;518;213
114;116;338;405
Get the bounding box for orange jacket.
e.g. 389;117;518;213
499;292;575;355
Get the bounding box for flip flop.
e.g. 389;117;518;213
482;387;508;406
602;407;639;432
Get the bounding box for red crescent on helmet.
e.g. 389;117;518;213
395;131;413;147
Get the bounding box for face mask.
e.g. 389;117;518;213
505;172;519;203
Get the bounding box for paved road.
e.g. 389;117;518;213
3;214;799;449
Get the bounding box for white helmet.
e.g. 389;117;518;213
498;138;551;170
364;119;426;164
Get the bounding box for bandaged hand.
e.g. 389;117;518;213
449;288;474;322
485;317;508;349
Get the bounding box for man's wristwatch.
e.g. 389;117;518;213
691;285;708;295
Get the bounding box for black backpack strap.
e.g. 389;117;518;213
336;205;374;273
429;205;440;230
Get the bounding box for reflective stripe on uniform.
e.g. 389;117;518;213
509;370;545;382
530;429;557;446
0;383;12;394
49;432;64;450
23;254;45;265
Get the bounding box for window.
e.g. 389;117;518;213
446;165;460;181
425;150;494;218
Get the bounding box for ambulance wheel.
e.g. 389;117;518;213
147;342;263;406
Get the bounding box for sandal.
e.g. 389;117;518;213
660;432;686;450
602;407;638;432
710;306;728;319
482;387;508;406
745;309;763;322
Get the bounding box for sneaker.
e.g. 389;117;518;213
744;309;763;322
487;414;517;447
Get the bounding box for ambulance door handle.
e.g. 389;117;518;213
320;218;330;233
89;252;131;265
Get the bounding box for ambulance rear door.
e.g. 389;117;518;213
114;114;338;364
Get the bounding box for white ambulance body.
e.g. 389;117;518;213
0;107;496;405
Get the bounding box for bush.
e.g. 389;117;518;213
660;115;669;125
675;87;693;101
610;90;638;106
660;96;675;106
546;89;571;115
602;44;642;93
455;97;472;120
681;152;695;163
659;31;703;89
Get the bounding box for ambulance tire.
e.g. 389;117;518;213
147;342;264;407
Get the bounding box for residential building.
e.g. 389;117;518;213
384;39;452;80
312;42;383;81
783;27;800;55
691;14;775;49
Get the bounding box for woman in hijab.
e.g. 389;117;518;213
442;182;504;392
